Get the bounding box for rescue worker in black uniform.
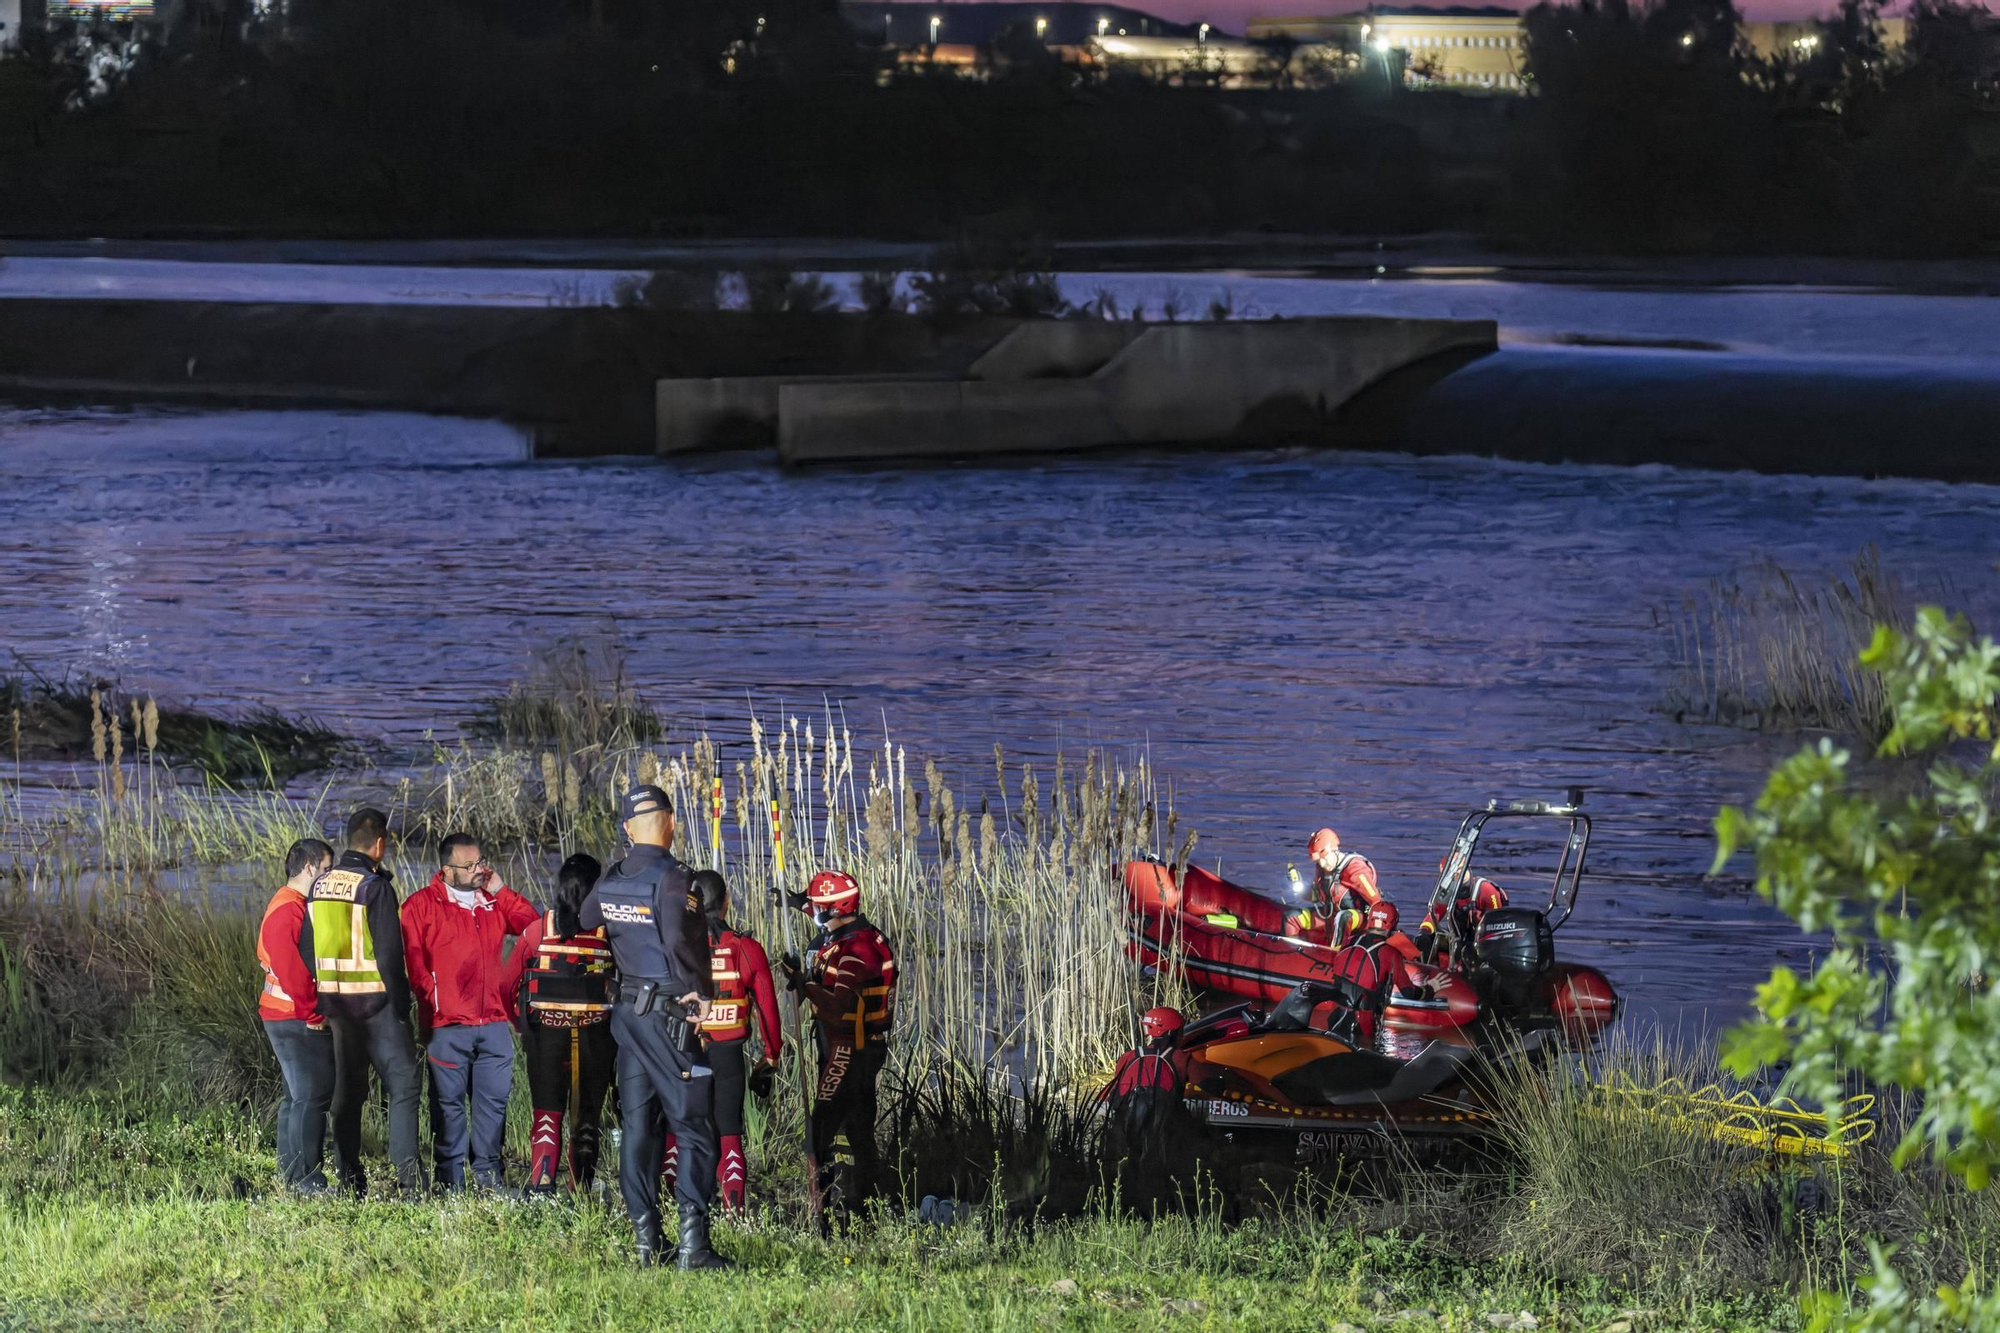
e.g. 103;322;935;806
578;785;730;1270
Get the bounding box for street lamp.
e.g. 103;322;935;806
1198;21;1210;44
1036;15;1047;37
1679;31;1693;46
1098;14;1109;34
929;12;941;44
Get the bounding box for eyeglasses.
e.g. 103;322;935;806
444;859;490;872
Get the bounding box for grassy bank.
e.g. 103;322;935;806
0;1089;1804;1333
4;666;1996;1327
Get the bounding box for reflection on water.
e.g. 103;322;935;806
2;404;1996;1033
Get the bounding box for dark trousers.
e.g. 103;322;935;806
523;1017;616;1186
809;1033;885;1218
610;1002;717;1252
425;1021;515;1188
327;1005;422;1192
710;1038;748;1136
263;1018;335;1188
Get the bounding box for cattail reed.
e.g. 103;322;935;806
539;752;560;813
109;709;126;804
142;698;159;755
90;689;106;766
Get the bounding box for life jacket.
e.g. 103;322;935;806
1421;877;1509;943
806;916;896;1048
522;910;614;1028
1109;1049;1179;1097
1313;934;1401;1045
702;925;765;1042
1311;852;1380;946
306;862;386;998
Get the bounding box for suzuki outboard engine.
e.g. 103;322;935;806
1474;908;1554;1013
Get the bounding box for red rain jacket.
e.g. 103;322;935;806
401;874;539;1030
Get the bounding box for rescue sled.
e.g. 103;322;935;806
1123;790;1620;1051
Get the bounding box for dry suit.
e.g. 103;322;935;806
794;915;895;1223
505;905;617;1191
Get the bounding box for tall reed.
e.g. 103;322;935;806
1663;547;1925;740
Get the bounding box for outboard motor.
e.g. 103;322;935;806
1474;907;1554;1013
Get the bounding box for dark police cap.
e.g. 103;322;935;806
621;784;674;820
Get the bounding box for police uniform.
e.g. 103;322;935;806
578;787;724;1267
303;847;422;1193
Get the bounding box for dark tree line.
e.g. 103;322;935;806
0;0;1996;253
1506;0;2000;253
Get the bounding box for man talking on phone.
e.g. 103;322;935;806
579;784;730;1270
400;832;538;1191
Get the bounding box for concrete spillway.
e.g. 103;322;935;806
656;317;1499;462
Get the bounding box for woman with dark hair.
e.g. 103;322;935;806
660;869;780;1213
506;852;617;1193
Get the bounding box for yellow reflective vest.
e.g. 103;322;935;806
307;867;385;996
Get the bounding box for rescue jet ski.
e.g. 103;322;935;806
1168;988;1502;1146
1124;791;1620;1053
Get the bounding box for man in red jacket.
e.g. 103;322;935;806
259;837;336;1192
401;831;539;1191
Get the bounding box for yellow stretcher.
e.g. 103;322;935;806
1595;1071;1878;1160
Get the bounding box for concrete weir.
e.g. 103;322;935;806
655;317;1496;462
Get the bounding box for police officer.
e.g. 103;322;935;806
578;785;730;1270
303;807;423;1196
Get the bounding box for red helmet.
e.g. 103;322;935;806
1366;900;1399;935
805;869;861;914
1309;828;1340;858
1140;1006;1184;1041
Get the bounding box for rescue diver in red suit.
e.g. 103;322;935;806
659;870;781;1213
1286;827;1384;947
1317;901;1424;1049
779;869;896;1229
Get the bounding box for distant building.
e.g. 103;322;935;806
1;0;21;49
1252;6;1526;89
840;1;1265;80
1254;6;1918;93
1742;16;1909;59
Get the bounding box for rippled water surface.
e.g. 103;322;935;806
4;404;1996;1030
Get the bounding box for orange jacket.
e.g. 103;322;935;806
257;885;320;1025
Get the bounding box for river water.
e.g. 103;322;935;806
3;401;1995;1033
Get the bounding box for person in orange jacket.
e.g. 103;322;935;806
401;832;539;1191
260;837;336;1192
661;870;781;1213
1420;857;1510;960
1285;827;1384;947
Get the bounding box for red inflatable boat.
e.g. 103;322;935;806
1123;792;1620;1050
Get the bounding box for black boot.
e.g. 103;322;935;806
635;1223;665;1267
675;1205;733;1271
